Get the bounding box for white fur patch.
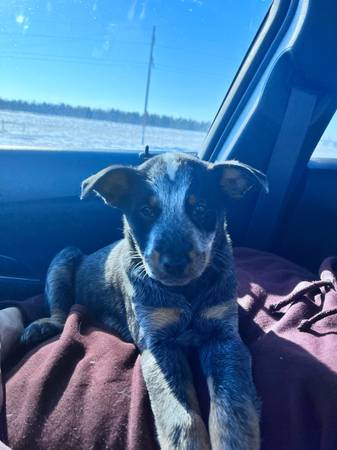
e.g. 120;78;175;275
163;153;181;181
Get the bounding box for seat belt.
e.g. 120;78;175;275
245;87;317;250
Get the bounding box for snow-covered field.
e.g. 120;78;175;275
313;137;337;159
0;110;335;158
0;110;206;152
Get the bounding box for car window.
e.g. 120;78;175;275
0;0;272;152
311;110;337;159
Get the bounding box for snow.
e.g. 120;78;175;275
1;109;334;158
313;137;337;159
0;110;206;153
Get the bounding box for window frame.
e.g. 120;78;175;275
201;0;299;161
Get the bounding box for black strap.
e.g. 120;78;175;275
245;87;317;249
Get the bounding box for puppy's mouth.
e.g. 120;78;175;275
143;259;208;287
151;272;194;287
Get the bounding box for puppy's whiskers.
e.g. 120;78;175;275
130;256;149;281
211;250;228;272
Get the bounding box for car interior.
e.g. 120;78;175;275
0;0;336;303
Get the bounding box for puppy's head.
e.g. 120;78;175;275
81;153;267;286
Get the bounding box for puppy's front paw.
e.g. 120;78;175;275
164;413;211;450
21;318;64;347
209;400;260;450
187;414;211;450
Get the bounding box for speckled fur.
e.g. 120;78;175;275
21;152;267;450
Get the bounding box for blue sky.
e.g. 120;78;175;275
0;0;271;122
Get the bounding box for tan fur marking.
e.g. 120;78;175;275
209;400;223;449
149;195;158;207
188;249;198;262
208;377;229;449
186;382;202;412
150;308;182;329
201;303;230;320
221;168;242;183
207;377;260;450
207;378;222;448
221;168;248;198
187;194;197;205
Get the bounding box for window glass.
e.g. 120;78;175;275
311;111;337;159
0;0;271;152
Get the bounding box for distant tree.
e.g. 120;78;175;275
0;97;210;132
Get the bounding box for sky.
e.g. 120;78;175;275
0;0;271;122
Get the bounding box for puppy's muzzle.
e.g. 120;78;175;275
144;248;207;286
159;254;190;276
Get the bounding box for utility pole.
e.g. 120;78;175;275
141;26;156;146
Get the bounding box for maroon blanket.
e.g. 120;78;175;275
3;248;337;450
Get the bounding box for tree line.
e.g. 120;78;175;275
0;98;210;132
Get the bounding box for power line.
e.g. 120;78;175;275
0;51;148;68
0;51;227;77
0;31;237;60
0;30;152;44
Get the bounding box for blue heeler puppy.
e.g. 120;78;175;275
22;152;268;450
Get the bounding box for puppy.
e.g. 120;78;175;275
22;152;267;450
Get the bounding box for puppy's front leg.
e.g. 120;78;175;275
141;345;211;450
200;335;260;450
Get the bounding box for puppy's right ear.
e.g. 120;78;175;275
81;165;143;208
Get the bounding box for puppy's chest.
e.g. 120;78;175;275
132;288;235;349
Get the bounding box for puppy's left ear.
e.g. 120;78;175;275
80;165;144;208
211;160;268;199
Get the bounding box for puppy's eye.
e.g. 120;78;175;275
139;205;156;219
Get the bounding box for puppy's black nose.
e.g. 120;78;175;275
161;255;189;275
